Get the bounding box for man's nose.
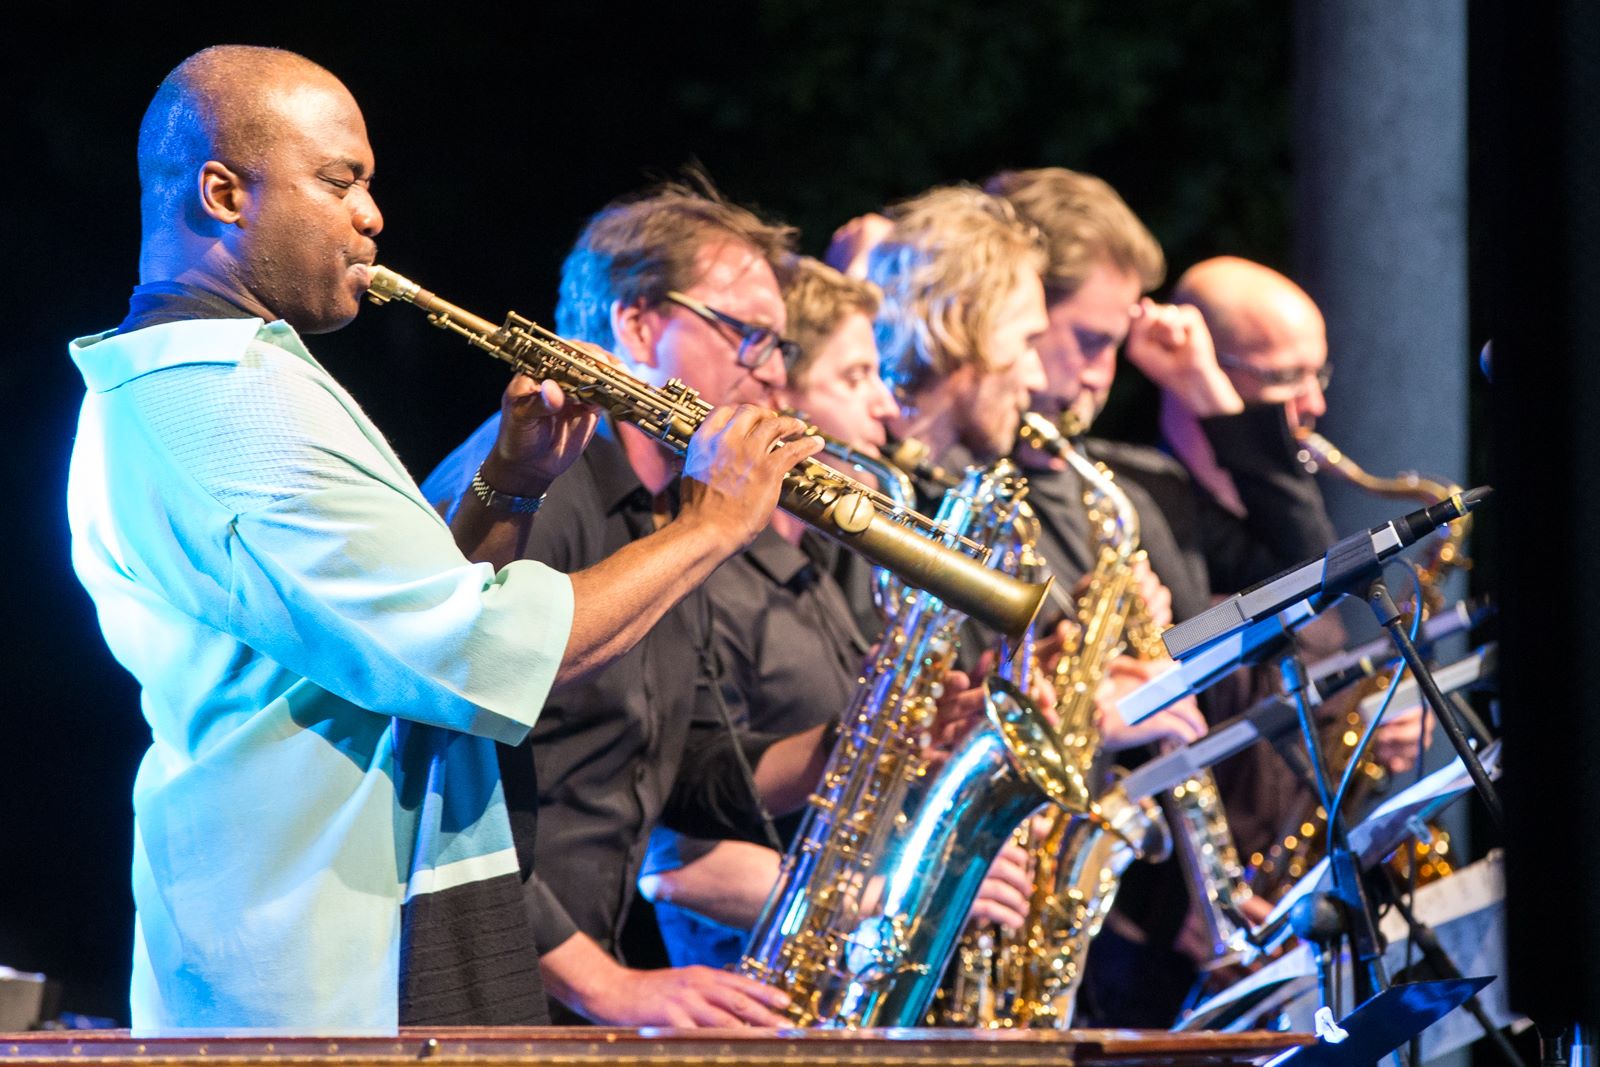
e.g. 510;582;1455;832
353;190;383;237
1081;347;1116;391
869;375;901;420
752;351;788;391
1289;378;1327;428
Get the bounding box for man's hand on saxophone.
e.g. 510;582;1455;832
1128;556;1174;632
450;348;613;570
1371;702;1437;774
967;840;1035;931
678;404;823;556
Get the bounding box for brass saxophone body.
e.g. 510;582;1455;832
934;413;1172;1028
1032;417;1259;971
365;266;1050;640
1246;430;1473;898
737;461;1085;1028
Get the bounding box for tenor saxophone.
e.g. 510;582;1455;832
737;461;1085;1028
366;267;1049;640
934;413;1176;1028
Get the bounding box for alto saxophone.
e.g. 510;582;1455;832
365;267;1050;640
1245;429;1473;899
1039;415;1258;973
738;461;1085;1028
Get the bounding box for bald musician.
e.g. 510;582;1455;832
1163;257;1327;504
1160;257;1432;775
67;45;814;1033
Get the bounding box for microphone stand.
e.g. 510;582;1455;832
1149;493;1499;1045
1271;510;1501;1034
1280;652;1390;1016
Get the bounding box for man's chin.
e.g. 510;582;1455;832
291;297;364;336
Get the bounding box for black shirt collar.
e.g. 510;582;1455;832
742;527;817;590
586;419;659;518
117;281;259;335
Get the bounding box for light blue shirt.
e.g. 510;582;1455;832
66;317;573;1034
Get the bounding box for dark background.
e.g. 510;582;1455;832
0;1;1583;1035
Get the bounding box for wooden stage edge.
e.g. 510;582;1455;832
0;1027;1313;1066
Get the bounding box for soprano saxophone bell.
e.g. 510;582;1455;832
366;265;1051;639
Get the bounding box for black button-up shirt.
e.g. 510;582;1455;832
505;424;788;960
642;525;872;967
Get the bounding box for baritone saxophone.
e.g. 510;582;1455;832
738;461;1085;1028
366;266;1049;639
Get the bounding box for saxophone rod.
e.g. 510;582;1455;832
366;266;1051;639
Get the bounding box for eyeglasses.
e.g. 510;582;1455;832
1215;352;1333;396
663;290;800;371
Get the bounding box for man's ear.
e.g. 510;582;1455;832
197;160;248;227
610;299;660;369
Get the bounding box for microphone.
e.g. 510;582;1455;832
1385;488;1491;551
1164;486;1491;660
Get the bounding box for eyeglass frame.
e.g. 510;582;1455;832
662;290;801;371
1214;351;1333;395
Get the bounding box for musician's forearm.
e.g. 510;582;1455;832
751;724;831;814
558;515;739;686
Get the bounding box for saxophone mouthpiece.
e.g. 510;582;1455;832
365;264;416;306
887;437;960;488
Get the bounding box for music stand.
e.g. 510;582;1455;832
1264;977;1494;1067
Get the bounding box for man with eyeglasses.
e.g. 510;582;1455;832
1161;256;1332;527
422;185;999;1027
420;183;814;1026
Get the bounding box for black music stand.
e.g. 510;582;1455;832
1268;977;1495;1067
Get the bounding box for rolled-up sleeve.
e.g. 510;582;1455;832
121;341;573;745
229;486;572;744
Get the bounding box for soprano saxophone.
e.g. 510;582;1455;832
787;415;916;617
737;461;1085;1028
365;267;1049;640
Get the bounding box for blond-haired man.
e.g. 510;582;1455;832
871;186;1050;467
